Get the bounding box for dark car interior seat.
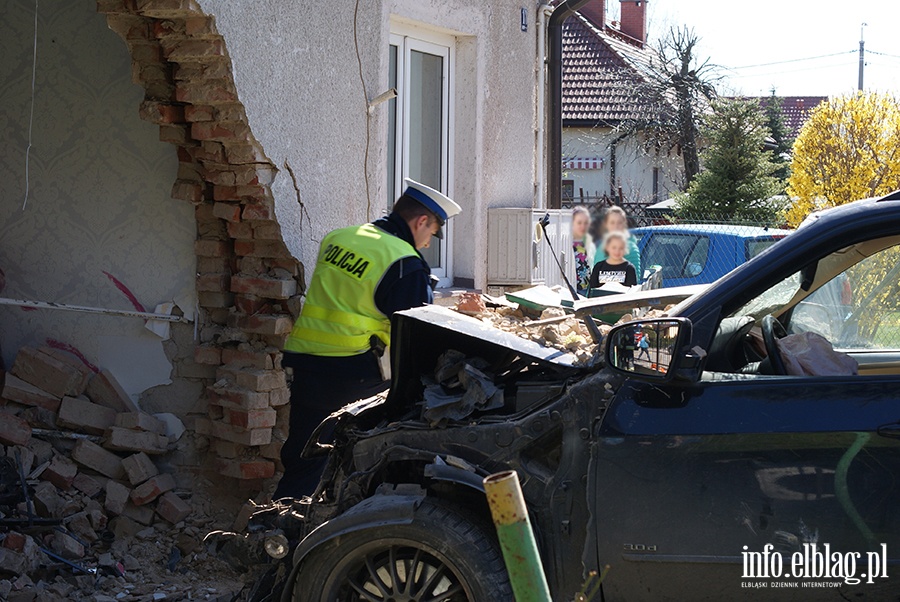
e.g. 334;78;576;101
706;315;756;373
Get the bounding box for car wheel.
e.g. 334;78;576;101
291;499;512;602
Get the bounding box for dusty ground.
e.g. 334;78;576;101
1;488;254;602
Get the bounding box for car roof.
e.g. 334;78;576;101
630;223;794;238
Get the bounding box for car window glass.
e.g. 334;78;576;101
746;238;778;259
684;236;710;278
732;271;802;320
643;234;705;280
790;244;900;350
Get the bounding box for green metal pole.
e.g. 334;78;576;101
483;470;552;602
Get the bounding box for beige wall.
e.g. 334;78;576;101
563;126;683;204
0;0;196;402
199;0;542;288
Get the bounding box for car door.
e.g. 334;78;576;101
593;374;900;601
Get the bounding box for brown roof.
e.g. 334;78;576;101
562;14;666;125
760;96;828;138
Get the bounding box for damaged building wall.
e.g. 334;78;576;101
0;0;197;401
197;0;541;289
2;0;307;489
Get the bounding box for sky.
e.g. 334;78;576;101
615;0;900;97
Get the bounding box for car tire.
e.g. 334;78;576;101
291;498;513;602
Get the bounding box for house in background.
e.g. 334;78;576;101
561;0;684;206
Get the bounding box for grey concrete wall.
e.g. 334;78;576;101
199;0;541;288
0;0;197;403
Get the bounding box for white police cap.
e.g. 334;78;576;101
402;179;462;239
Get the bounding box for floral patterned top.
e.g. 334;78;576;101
573;239;591;294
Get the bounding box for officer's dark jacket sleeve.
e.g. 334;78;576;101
371;214;434;317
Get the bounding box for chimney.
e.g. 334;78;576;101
619;0;647;46
579;0;606;29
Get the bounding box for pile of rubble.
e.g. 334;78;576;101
0;347;242;601
453;292;677;367
454;293;608;365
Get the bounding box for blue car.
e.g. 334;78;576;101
630;224;793;287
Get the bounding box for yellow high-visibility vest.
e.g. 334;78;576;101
284;224;417;357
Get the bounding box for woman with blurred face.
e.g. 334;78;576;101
571;206;595;296
595;206;641;280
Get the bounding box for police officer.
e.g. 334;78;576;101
273;180;461;499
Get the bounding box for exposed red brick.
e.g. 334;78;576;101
251;222;283;240
115;412;166;434
171;179;203;202
224;143;268;164
122;452;159;486
156;491;191;524
207;385;269;411
130;473;176;505
188;140;227;163
139;101;185;124
0;414;31;447
194;239;231;257
227;313;293;335
242;203;274;221
42;455;78;490
221;348;275;370
129;42;162;63
12;347;84;398
269;387;290;407
191;121;249;141
209;420;272;446
184;15;214;34
49;531;84;560
233;294;268;315
194;345;222;365
1;375;61;412
224;408;277;429
226;221;253;239
72;473;103;497
230;275;296;299
233;240;290;258
217;459;274;480
212;203;242;222
104;427;169;455
159;124;188;144
104;480;130;516
72;440;124;480
183;104;215;122
235;369;284;392
57;396;118;436
196;272;230;292
163;38;225;60
197;256;231;273
38;347;93;392
175;82;237;104
2;532;26;553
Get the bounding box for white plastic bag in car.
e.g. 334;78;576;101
775;331;858;376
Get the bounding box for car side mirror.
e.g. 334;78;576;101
605;318;693;382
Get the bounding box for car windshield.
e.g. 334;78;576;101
731;271;802;320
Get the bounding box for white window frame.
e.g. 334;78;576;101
389;25;455;287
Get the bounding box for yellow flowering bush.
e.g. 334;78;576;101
785;92;900;227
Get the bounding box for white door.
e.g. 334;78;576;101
388;29;454;287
